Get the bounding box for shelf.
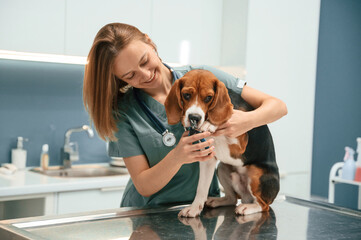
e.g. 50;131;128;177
332;177;361;186
329;162;361;209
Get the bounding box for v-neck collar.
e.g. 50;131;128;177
136;89;167;121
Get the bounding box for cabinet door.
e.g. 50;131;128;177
0;0;65;54
151;0;223;65
0;193;55;220
65;0;153;56
57;187;125;215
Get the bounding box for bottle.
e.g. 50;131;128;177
354;138;361;182
11;137;27;170
341;146;356;180
40;144;49;170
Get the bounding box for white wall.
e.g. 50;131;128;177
245;0;321;198
220;0;248;66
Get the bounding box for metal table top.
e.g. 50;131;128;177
1;196;361;239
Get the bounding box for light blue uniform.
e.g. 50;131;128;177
108;65;245;207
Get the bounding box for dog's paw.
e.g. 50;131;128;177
200;121;217;133
206;196;237;208
205;197;220;208
235;203;262;216
235;212;263;224
178;203;204;218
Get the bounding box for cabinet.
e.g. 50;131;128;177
0;0;65;54
1;0;224;66
57;186;125;215
0;186;126;220
0;193;55;220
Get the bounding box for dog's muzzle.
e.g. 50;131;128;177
185;118;209;150
188;114;202;126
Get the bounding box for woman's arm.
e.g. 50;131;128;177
124;131;215;197
212;85;288;138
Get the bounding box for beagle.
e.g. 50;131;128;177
164;69;279;217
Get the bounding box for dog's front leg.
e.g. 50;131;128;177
179;158;217;218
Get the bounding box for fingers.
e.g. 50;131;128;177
189;138;214;151
193;145;215;157
182;131;190;137
190;138;215;161
195;148;216;161
184;131;211;144
178;130;216;163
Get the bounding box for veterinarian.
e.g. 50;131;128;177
83;23;287;207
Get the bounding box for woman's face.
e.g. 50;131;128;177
113;40;164;90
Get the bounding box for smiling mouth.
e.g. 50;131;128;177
145;71;156;83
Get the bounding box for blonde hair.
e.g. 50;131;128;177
83;23;157;141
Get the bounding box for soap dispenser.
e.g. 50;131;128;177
11;137;28;170
354;138;361;182
342;146;356;180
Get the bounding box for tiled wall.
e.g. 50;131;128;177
0;59;109;167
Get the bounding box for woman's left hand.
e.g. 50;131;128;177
211;109;253;138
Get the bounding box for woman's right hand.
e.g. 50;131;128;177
123;131;215;197
170;131;215;165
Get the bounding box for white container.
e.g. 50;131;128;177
341;146;356;180
40;144;49;170
11;137;27;170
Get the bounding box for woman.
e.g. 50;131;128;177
83;23;287;207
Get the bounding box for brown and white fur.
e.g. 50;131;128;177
164;69;279;217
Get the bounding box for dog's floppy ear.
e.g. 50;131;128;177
208;79;233;125
238;133;249;154
165;79;183;125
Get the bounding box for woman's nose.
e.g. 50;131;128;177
139;67;152;80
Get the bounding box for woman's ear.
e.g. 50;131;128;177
208;79;233;125
165;79;183;125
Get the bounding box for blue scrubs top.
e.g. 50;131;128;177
108;65;245;207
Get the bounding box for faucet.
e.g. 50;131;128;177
61;125;94;169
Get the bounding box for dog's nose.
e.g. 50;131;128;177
188;114;202;124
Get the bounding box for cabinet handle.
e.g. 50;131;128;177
100;186;125;192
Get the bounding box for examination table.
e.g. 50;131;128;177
0;196;360;239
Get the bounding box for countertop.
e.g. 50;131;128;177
1;196;361;240
0;164;130;198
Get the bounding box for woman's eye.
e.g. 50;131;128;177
140;59;148;66
125;73;134;80
204;96;212;103
183;93;191;100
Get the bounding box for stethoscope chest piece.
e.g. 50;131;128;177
162;130;176;147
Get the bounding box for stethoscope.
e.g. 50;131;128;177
133;63;181;147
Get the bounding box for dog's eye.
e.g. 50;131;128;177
204;96;213;103
183;93;191;101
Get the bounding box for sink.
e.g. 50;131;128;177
30;164;127;178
